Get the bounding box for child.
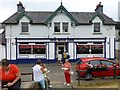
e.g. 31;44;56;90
42;64;52;88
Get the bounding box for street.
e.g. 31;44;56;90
18;63;119;89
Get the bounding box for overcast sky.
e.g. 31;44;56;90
0;0;120;22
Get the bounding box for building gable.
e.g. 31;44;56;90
16;12;33;23
44;4;79;25
89;12;105;23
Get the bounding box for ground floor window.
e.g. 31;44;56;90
77;44;103;54
19;45;31;54
19;43;46;54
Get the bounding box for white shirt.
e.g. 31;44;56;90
32;64;44;81
58;54;62;60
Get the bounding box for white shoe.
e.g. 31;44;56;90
67;84;70;86
64;83;67;85
48;85;52;88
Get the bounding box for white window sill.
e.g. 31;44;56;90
54;32;70;35
93;32;102;35
20;32;30;35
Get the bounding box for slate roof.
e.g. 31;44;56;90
3;11;116;25
0;23;5;45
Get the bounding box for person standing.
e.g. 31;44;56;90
42;64;52;88
0;59;21;90
63;59;71;86
58;51;62;65
62;51;67;64
32;60;45;90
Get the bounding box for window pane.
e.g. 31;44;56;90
21;22;28;32
19;45;31;54
89;60;100;66
33;45;46;54
54;22;60;32
91;45;103;54
101;61;114;66
62;22;68;32
77;45;90;54
94;23;100;32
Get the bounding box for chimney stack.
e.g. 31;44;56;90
95;2;103;14
17;1;25;12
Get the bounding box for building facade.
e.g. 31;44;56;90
118;1;120;22
2;2;116;63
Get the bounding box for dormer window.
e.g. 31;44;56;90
54;22;60;32
94;22;100;33
54;22;69;33
62;22;68;32
21;22;29;33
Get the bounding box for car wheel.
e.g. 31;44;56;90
84;73;93;81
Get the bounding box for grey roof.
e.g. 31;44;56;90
3;11;116;25
0;23;5;29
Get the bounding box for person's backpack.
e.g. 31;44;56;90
67;54;70;59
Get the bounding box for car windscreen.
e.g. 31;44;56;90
76;59;83;64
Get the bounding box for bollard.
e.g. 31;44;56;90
78;70;80;85
113;65;116;79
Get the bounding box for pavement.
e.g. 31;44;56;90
18;63;78;88
17;62;119;89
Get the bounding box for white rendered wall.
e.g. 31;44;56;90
0;45;5;60
6;38;16;60
68;43;74;59
49;13;73;38
6;16;49;38
118;1;120;22
48;43;55;60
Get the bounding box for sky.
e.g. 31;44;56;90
0;0;120;22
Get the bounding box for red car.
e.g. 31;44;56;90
76;57;120;80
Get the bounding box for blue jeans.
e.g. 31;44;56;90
39;79;45;89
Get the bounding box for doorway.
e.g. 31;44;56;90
55;43;68;59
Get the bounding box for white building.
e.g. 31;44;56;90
0;24;5;60
2;2;116;63
119;1;120;21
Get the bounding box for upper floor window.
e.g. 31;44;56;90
21;22;29;32
94;23;100;33
54;22;69;33
62;22;68;32
54;22;60;32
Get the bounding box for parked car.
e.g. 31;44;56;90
76;57;120;80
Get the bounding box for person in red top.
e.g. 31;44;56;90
63;59;71;86
0;59;21;90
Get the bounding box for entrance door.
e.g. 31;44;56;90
55;43;68;59
58;45;64;55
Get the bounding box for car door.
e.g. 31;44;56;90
100;60;114;76
88;60;104;77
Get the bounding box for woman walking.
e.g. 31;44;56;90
62;59;71;86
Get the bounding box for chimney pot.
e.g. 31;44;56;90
17;1;25;12
95;2;103;14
